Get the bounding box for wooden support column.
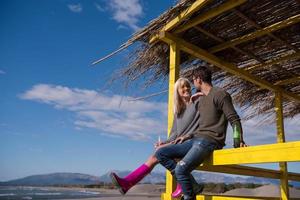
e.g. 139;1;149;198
163;42;180;200
275;92;289;200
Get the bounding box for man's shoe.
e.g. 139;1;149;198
180;196;196;200
194;183;204;194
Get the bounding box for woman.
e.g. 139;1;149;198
110;78;202;197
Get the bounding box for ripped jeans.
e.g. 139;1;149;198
155;137;217;200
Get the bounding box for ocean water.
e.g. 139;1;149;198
0;186;110;200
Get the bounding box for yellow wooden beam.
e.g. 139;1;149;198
149;34;160;44
202;141;300;165
233;8;299;53
208;14;300;53
275;76;300;85
157;32;300;103
194;26;265;63
246;52;300;72
149;0;211;44
196;195;282;200
174;0;247;34
275;92;289;200
275;92;286;144
161;193;300;200
197;164;300;181
164;0;210;32
164;42;180;200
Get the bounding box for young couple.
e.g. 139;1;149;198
110;66;247;200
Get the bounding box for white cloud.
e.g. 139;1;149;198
0;70;6;75
68;4;83;13
95;3;105;12
108;0;143;31
20;84;299;144
20;84;167;141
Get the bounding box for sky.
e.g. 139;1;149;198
0;0;299;182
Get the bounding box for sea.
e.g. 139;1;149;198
0;186;116;200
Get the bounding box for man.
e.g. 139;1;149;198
155;65;246;200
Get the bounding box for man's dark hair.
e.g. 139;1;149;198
192;65;212;84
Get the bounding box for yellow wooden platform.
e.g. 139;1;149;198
152;1;300;199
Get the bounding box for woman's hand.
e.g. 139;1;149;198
154;141;164;149
154;142;171;150
174;135;191;144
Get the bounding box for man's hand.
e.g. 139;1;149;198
239;141;248;147
234;141;248;148
190;92;204;102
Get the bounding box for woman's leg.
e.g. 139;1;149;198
155;139;193;174
155;140;201;198
175;138;217;200
145;154;159;169
110;154;159;195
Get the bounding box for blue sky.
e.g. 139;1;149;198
0;0;299;181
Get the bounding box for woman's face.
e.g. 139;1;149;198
178;82;191;99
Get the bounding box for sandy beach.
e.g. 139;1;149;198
62;184;163;200
65;195;161;200
63;184;300;200
2;184;299;200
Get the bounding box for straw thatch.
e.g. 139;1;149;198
103;0;300;122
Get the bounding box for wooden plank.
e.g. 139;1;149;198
275;92;289;200
164;0;210;32
204;141;300;165
233;8;299;53
208;14;300;53
165;42;180;198
246;52;300;71
174;0;247;33
275;76;300;85
194;26;265;63
197;165;300;181
158;32;300;103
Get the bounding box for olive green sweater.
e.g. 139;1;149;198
192;87;241;148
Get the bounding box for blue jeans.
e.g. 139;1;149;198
155;137;217;200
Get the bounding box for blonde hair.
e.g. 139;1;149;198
174;77;192;116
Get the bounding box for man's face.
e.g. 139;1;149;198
193;76;202;91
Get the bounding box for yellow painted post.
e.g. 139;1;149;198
163;42;180;200
275;92;289;200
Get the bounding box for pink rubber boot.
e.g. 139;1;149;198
110;164;151;195
172;183;182;198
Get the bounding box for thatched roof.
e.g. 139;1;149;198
97;0;300;122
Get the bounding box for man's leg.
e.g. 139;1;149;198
175;138;217;200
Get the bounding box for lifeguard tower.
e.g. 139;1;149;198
94;0;300;199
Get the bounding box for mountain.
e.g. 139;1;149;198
1;171;294;187
104;170;280;185
0;173;100;186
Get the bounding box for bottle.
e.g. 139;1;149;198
233;124;241;148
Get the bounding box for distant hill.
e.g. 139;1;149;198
1;171;298;187
0;173;101;186
100;170;166;184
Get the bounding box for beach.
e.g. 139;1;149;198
1;184;300;200
0;184;163;200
